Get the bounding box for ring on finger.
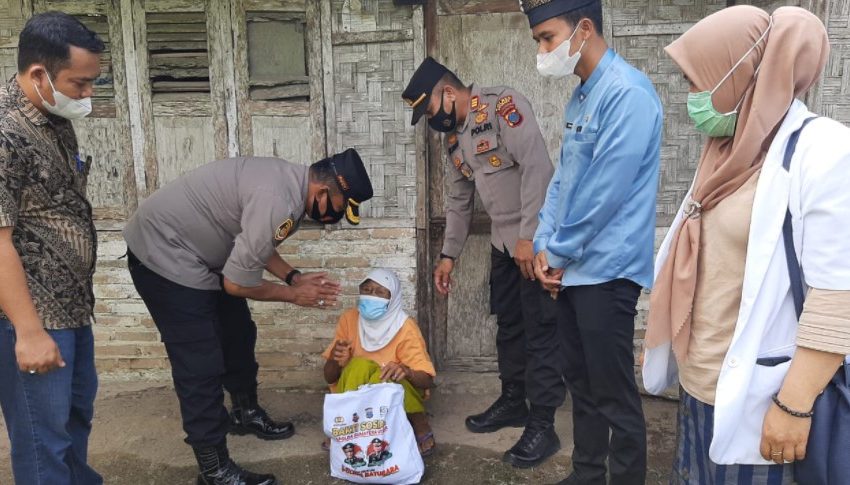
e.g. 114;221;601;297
28;369;37;375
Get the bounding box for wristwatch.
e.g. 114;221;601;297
285;269;302;286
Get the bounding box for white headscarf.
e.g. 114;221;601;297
358;268;409;352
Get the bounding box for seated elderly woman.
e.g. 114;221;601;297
322;268;436;456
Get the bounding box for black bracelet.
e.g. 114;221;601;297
439;253;455;261
771;393;814;418
285;269;301;286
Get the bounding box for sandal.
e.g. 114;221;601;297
416;431;436;457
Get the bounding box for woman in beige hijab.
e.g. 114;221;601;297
642;5;850;483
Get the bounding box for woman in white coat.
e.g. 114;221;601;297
642;5;850;484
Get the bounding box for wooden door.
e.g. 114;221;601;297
422;1;569;372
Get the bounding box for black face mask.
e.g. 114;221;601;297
427;89;457;133
310;192;345;224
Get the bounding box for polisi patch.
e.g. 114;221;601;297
471;122;493;136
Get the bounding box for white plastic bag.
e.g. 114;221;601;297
324;382;424;484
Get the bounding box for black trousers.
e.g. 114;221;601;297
490;246;565;408
127;251;258;448
555;279;647;485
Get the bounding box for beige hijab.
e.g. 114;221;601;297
645;6;830;361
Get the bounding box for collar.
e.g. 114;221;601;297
9;76;49;126
578;48;616;101
457;83;481;134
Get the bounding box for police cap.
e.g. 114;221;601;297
343;443;356;451
314;148;374;225
402;56;450;126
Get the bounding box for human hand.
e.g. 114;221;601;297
379;361;410;382
293;271;341;292
759;395;813;463
16;327;65;375
433;258;454;296
333;339;352;368
290;279;340;308
514;240;535;280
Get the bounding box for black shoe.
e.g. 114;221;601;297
503;423;560;468
465;382;528;433
194;443;277;485
229;393;295;441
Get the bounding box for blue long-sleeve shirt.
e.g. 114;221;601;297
534;49;662;289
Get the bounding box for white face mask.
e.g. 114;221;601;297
33;73;92;120
536;23;586;78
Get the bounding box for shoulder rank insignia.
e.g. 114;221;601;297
470;96;479;110
476;140;490;153
274;218;294;241
496;95;513;112
475;111;488;124
489;155;502;168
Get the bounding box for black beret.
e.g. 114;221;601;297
402;57;450;126
520;0;600;27
316;148;374;225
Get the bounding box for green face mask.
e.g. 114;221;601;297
687;90;740;138
686;18;772;138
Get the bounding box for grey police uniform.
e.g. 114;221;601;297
124;157;307;291
442;85;563;408
123;157;307;448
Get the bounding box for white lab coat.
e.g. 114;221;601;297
643;99;850;464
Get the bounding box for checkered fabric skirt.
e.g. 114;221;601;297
672;389;794;484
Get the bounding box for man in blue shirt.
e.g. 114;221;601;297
521;1;662;484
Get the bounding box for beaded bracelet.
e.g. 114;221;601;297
771;393;814;418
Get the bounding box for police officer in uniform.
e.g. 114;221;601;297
124;149;373;485
402;58;563;468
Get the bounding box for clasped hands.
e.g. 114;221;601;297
332;340;411;382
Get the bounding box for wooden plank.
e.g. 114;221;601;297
106;0;137;216
151;80;210;91
250;116;311;163
320;0;336;154
331;29;413;46
34;0;108;15
232;0;254;156
154;116;217;185
245;0;306;11
247;100;310;116
250;83;310;100
152;99;212;116
446;233;497;361
120;0;153;198
133;0;158;195
306;0;326;162
436;0;519;16
614;22;694;37
144;0;205;13
413;4;428;229
73;117;127;212
205;0;234;159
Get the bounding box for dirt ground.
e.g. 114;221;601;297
0;379;678;484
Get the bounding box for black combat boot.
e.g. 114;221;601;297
193;441;277;485
503;404;560;468
465;382;529;433
229;392;295;440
